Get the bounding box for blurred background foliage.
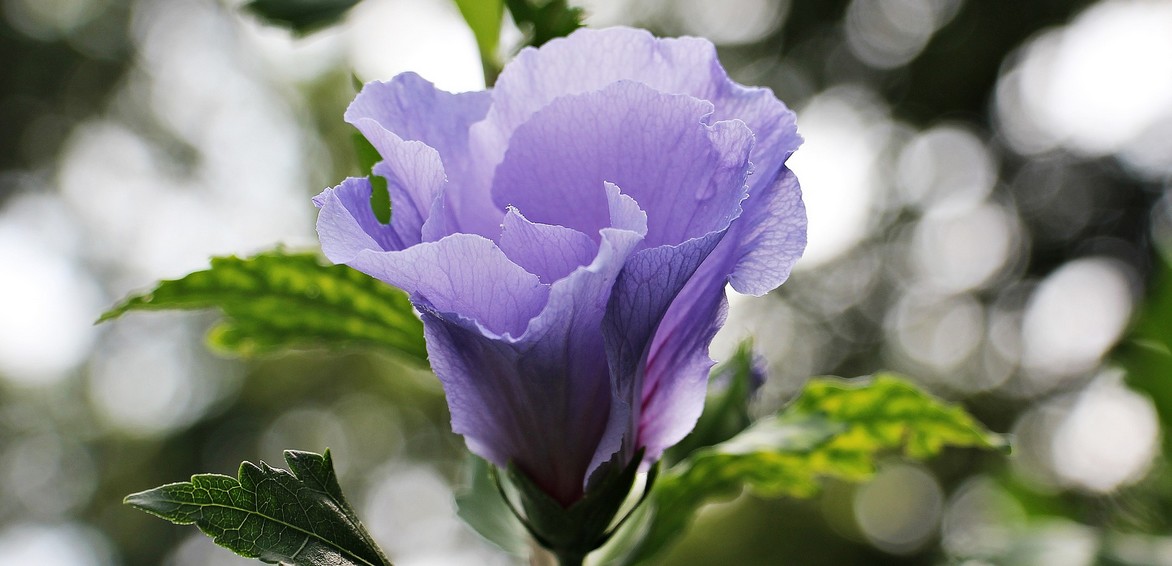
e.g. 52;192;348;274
2;0;1171;564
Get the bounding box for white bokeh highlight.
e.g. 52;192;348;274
0;195;102;386
1052;379;1160;493
348;0;483;93
788;87;893;268
363;464;510;566
896;125;997;212
912;203;1018;293
1020;258;1133;384
0;523;113;566
854;464;945;554
997;0;1172;176
845;0;961;69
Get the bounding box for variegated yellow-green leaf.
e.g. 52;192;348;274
610;373;1006;565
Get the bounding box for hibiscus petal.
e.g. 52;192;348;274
729;166;807;295
631;169;805;459
348;72;501;239
313;176;398;255
713;88;801;196
422;188;647;505
472;28;717;175
605;181;649;235
593;227;728;474
471;27;800;195
628;170;805;462
315;177;547;337
492;80;753;249
636;243;732;460
334;122;446;250
347;72;489;179
498;207;596;284
421;309;596;504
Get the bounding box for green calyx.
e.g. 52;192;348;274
494;451;657;565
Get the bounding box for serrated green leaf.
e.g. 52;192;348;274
244;0;361;35
125;450;391;566
453;0;504;84
455;456;529;556
609;373;1006;565
99;250;427;364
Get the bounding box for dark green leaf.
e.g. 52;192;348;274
1118;262;1172;452
99;250;427;364
353;132;391;224
453;0;505;84
504;0;583;48
244;0;361;35
609;373;1006;565
454;456;529;556
353;131;380;175
125;450;391;566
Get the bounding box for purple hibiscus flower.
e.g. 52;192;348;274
315;27;805;506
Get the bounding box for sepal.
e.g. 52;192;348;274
500;450;655;564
